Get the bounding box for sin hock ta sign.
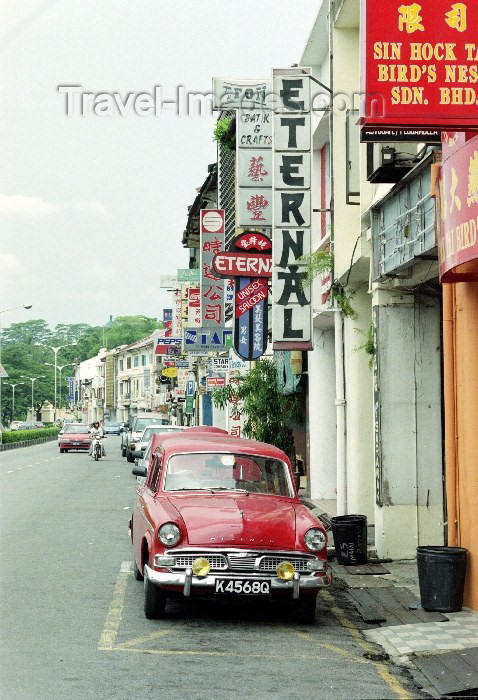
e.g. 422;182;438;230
361;0;478;133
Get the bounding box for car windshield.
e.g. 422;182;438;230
134;418;168;432
164;453;293;496
106;423;119;428
64;425;89;434
142;426;183;442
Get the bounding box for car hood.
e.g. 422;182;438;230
167;493;297;548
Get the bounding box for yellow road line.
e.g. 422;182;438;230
98;565;132;650
102;647;330;659
114;629;173;649
321;590;411;700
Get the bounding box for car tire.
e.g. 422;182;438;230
60;448;64;453
144;570;167;619
292;594;318;624
126;449;134;463
64;449;69;453
121;446;127;457
133;558;144;582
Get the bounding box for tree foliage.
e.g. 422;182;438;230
211;359;299;461
0;315;161;423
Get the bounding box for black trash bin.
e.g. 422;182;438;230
331;514;367;565
417;546;467;613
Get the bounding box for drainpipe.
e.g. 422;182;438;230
443;283;458;545
328;0;347;514
335;307;347;515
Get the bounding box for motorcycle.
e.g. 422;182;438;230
91;435;105;461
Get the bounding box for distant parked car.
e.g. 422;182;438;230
122;413;169;462
104;422;121;435
59;424;91;453
132;425;186;460
34;421;45;429
9;421;22;431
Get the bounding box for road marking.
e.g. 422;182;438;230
98;562;132;650
17;467;23;470
294;631;370;665
7;470;13;473
321;590;410;700
114;630;173;648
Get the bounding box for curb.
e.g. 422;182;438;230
0;435;59;451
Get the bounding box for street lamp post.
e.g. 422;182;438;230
0;303;32;426
20;375;46;420
35;342;77;422
45;362;74;415
5;382;24;422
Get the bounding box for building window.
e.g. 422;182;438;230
127;357;131;369
119;359;124;372
148;354;153;365
141;354;146;366
134;355;139;368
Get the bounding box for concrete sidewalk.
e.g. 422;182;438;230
302;495;478;698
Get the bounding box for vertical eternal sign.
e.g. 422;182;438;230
200;209;225;328
272;68;312;350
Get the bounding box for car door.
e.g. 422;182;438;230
132;453;162;568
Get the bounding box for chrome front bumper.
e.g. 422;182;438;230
144;564;332;599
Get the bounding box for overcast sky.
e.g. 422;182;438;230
0;0;319;330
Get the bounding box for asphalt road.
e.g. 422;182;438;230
0;439;426;700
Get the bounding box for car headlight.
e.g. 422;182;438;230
158;522;181;547
304;528;327;551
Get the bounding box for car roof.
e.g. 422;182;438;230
150;432;289;462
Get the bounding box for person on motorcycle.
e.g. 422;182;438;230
89;421;105;457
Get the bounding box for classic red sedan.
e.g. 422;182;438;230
130;432;331;622
59;424;92;453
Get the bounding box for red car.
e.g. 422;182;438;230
130;432;331;622
59;424;92;453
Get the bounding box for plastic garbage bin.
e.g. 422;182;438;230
331;514;367;565
417;546;467;612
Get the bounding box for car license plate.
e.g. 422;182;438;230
73;441;80;445
214;579;270;595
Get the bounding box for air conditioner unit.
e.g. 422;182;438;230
367;142;416;183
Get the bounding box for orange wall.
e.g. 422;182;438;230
444;277;478;609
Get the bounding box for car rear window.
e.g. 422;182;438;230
64;425;90;434
142;426;183;442
134;418;169;432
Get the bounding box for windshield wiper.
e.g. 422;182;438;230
210;487;249;494
171;487;213;492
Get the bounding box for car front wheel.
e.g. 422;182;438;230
144;570;167;619
126;448;134;463
60;448;64;453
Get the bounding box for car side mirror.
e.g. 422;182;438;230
132;466;147;477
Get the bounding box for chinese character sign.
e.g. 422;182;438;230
362;0;478;131
437;133;478;281
272;69;312;351
200;209;225;329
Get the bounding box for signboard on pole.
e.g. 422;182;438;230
272;68;313;351
211;357;229;373
155;337;182;356
183;328;233;352
66;377;75;404
361;0;478;136
206;376;226;391
213;78;272;111
200;209;226;329
178;268;200;283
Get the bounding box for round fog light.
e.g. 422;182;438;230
276;561;295;581
192;557;211;577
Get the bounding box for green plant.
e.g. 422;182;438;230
353;322;375;368
213;116;235;151
212;359;299;460
331;282;357;319
1;427;60;443
300;250;334;286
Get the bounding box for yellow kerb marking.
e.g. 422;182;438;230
114;630;173;649
321;591;411;700
98;569;131;650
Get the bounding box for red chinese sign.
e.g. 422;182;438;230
212;252;272;278
361;0;478;131
200;210;225;329
437;133;478;281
